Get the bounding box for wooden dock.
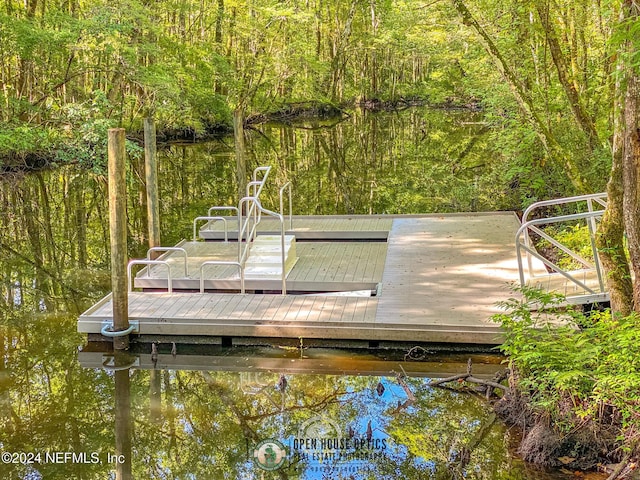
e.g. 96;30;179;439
79;213;527;346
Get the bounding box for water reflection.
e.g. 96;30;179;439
0;314;575;480
0;107;570;479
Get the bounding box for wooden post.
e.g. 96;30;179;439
108;128;129;350
114;357;132;480
144;118;161;254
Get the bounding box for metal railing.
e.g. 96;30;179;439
238;195;287;294
516;193;608;298
147;247;188;275
128;166;290;295
193;166;288;294
200;261;245;293
127;260;173;293
193;216;229;242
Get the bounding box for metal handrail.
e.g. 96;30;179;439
253;166;271;183
279;182;293;231
522;192;607;279
147;247;188;276
200;261;245;293
516;208;606;294
127;260;173;293
193;216;228;242
238;196;287;294
521;192;607;224
207;206;239;217
190;165;291;294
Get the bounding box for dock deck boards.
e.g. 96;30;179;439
136;241;388;292
199;215;393;240
80;213;527;345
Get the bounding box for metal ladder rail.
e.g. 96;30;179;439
127;260;173;293
279;182;293;231
200;261;245;293
238;196;287;294
193;216;229;242
197;166;272;242
244;166;272;233
146;247;189;276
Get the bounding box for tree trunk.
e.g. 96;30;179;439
535;1;600;150
621;56;640;310
597;131;633;315
598;0;640;314
451;0;586;192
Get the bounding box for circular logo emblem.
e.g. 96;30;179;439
298;415;342;442
253;439;287;471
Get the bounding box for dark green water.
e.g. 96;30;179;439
0;107;581;479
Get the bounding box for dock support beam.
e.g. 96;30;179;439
144;117;161;255
108;128;130;350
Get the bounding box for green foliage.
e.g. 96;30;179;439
494;285;640;444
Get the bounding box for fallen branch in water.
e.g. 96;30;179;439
391;366;416;413
427;359;509;398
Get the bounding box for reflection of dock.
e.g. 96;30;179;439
79;213;524;346
78;349;504;378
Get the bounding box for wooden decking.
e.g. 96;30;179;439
526;270;609;304
79;213;527;345
199;215;392;240
135;241;387;292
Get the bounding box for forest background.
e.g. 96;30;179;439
0;0;623;198
2;0;640;473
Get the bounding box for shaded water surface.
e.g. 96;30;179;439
0;107;578;478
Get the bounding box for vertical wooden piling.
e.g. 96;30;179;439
144;117;161;253
108;128;129;350
114;360;132;480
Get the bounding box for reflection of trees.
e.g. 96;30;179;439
364;379;536;480
247;107;496;216
0;110;540;479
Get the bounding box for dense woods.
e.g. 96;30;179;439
2;0;640;477
0;0;623;194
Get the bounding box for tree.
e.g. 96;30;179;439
597;0;640;314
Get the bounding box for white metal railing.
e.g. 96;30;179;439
238;195;287;294
194;166;288;294
127;260;173;293
193;216;229;242
516;193;607;298
200;261;245;293
147;247;188;275
130;166;290;295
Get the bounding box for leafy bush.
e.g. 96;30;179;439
493;285;640;449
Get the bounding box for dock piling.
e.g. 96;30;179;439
108;128;130;350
